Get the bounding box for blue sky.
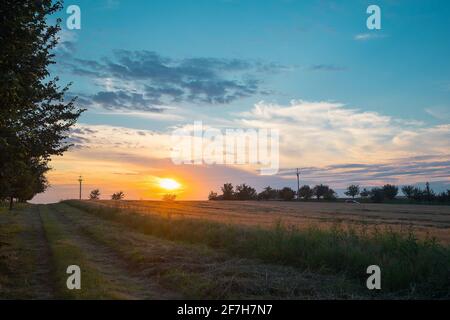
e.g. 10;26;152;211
34;0;450;202
57;0;450;123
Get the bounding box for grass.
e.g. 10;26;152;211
0;206;34;299
65;200;450;298
55;202;362;299
38;205;126;299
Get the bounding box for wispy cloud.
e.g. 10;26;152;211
308;64;347;72
354;33;386;41
425;106;450;120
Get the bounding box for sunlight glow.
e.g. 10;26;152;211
159;178;181;190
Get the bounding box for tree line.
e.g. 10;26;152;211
208;183;337;201
88;189;176;201
0;1;83;209
209;182;450;204
89;189;125;200
344;183;450;203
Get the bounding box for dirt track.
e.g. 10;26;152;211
1;203;363;299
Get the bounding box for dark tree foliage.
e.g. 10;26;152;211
111;191;125;200
437;190;450;203
345;184;360;199
298;185;313;200
401;185;415;200
423;182;435;202
279;187;295;201
360;188;370;198
258;186;278;200
403;182;446;203
323;188;337;200
89;189;101;200
221;183;234;200
208;191;220;200
162;194;176;201
370;187;385;203
313;184;332;200
382;184;398;200
208;182;450;204
235;184;257;200
0;1;83;208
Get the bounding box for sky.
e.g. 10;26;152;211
32;0;450;202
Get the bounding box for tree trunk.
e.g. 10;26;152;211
9;196;14;210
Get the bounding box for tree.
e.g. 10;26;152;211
0;1;83;208
401;185;415;200
89;189;101;200
424;182;435;202
16;161;49;202
111;191;125;200
162;194;176;201
360;188;370;198
345;185;360;199
382;184;398;200
235;184;257;200
221;183;234;200
298;185;313;200
411;187;424;201
323;188;337;200
258;186;277;200
313;184;330;200
279;187;295;201
370;187;385;203
208;191;219;200
1;153;50;209
437;190;450;203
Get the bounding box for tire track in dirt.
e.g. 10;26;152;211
44;204;180;299
20;206;55;299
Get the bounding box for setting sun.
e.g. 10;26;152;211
159;178;181;190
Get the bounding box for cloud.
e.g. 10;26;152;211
425;106;450;120
38;100;450;202
237;100;450;174
68;101;450;175
309;64;347;72
55;29;78;53
69;100;450;181
63;51;284;110
354;33;386;41
278;156;450;187
90;90;164;112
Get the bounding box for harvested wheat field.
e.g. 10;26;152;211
93;200;450;244
2;201;449;299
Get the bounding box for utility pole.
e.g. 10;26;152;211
78;175;83;200
296;168;300;200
